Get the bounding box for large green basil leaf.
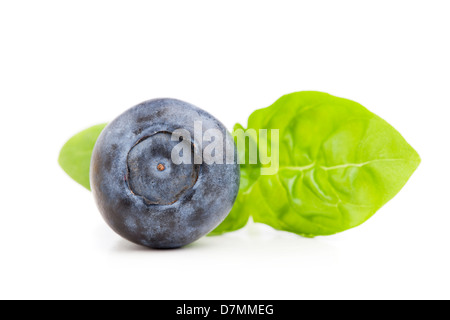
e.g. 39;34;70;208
232;91;421;237
59;124;107;190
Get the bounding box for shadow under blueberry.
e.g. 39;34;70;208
112;238;210;253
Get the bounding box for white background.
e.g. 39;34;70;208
0;1;449;300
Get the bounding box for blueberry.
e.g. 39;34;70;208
90;98;240;249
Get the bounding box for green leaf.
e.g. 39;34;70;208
59;124;107;190
224;91;421;237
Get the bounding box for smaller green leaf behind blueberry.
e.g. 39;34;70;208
59;124;107;190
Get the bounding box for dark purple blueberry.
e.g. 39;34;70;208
90;98;240;249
